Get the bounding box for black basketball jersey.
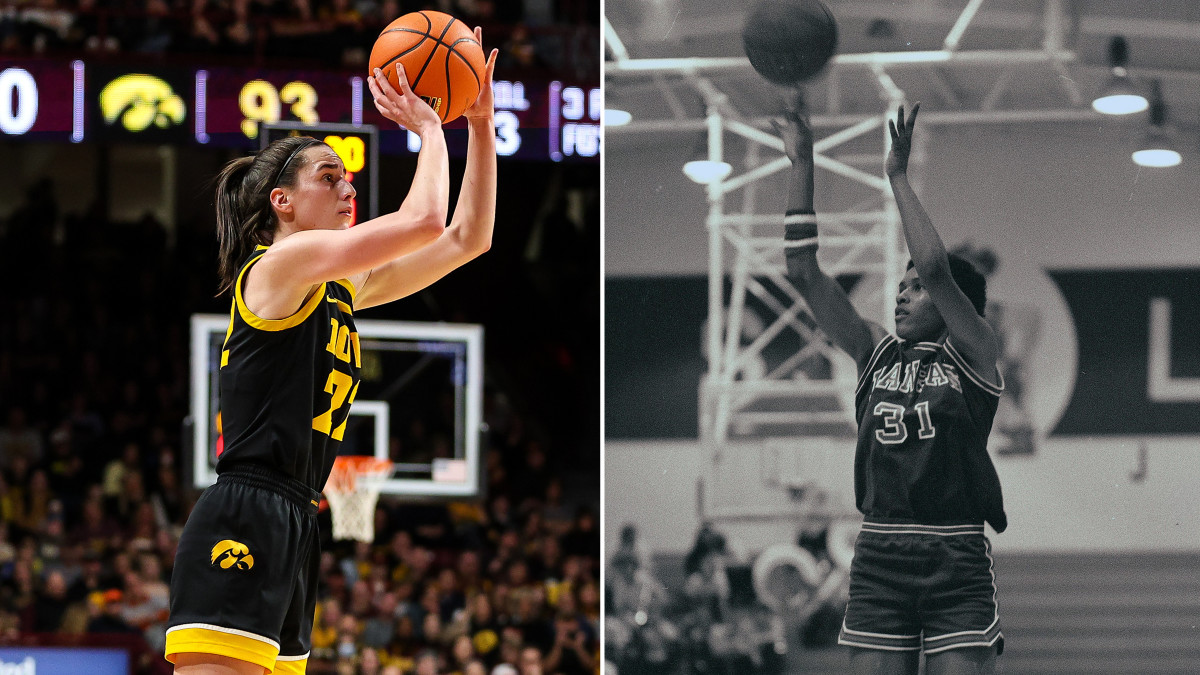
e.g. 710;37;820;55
217;245;362;492
853;335;1007;533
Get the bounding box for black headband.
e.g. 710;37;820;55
272;137;320;189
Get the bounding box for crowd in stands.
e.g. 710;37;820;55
605;519;848;675
0;162;600;671
0;0;599;77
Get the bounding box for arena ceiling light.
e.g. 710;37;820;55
683;159;733;183
603;108;632;126
1092;36;1148;115
682;131;732;184
1132;80;1181;168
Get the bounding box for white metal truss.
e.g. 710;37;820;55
606;1;1096;525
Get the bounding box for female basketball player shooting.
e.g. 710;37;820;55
164;32;498;675
779;97;1007;675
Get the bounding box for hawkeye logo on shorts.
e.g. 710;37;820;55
210;540;255;570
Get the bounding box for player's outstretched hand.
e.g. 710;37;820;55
886;102;920;178
771;88;813;166
368;63;442;135
464;27;499;121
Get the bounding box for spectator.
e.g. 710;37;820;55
359;646;383;675
542;610;594;675
421;607;445;647
0;522;15;569
31;568;71;633
517;644;543;675
384;611;420;662
69;497;122;558
605;548;677;673
10;469;52;536
312;597;344;660
450;633;478;673
361;590;399;649
541;479;573;538
44;425;86;517
560;506;599;561
499;23;545;71
413;648;441;675
462;592;500;663
101;442;141;504
66;549;106;604
85;589;140;635
436;566;465;622
0;407;43;472
335;613;362;663
612;523;646;571
118;568;169;652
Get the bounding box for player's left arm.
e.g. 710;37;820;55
355;34;499;310
887;103;1000;377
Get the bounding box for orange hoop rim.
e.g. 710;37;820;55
326;455;394;494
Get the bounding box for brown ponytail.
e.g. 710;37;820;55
214;135;324;295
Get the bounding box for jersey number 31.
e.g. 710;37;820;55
873;401;935;444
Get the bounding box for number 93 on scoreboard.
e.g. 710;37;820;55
188;314;485;499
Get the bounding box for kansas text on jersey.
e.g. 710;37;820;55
218;245;362;492
854;335;1007;532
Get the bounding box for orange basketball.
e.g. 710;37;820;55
369;11;486;124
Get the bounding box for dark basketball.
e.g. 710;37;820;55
742;0;839;85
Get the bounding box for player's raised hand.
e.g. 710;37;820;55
772;88;814;165
367;63;442;135
464;27;499;121
886;102;920;178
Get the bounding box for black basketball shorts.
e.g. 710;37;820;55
837;521;1003;655
165;464;322;674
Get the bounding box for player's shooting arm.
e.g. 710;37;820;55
886;103;999;375
779;95;884;369
355;44;499;310
253;65;448;304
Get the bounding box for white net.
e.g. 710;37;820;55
324;457;392;542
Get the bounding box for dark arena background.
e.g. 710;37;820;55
0;3;599;674
605;1;1200;674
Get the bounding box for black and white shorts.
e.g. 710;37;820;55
838;521;1003;655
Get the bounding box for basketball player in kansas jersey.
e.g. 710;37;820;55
778;97;1006;675
165;37;498;675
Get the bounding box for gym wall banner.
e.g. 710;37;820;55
1050;267;1200;435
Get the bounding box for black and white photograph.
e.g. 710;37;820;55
604;2;1200;674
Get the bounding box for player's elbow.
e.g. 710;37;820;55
413;214;446;244
447;216;492;259
457;227;492;260
468;231;492;257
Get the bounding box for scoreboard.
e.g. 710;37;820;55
0;58;599;162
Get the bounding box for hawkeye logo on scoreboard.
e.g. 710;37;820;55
99;74;185;132
1050;268;1200;435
